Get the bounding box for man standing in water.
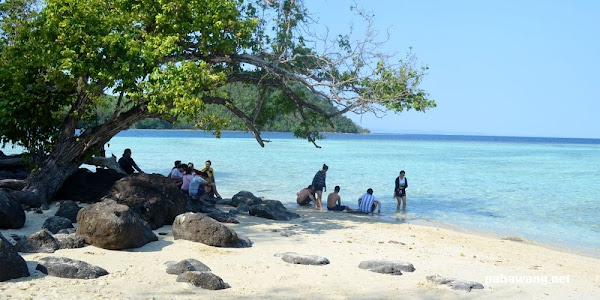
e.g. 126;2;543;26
118;148;143;174
311;164;328;211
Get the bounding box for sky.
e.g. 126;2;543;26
308;0;599;138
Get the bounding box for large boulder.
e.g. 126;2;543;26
231;191;262;207
54;200;82;223
106;173;187;229
42;216;74;234
0;233;30;281
249;200;300;221
0;190;26;229
172;213;251;248
56;168;125;203
76;200;157;250
15;230;60;253
36;257;108;279
11;190;45;208
176;271;230;290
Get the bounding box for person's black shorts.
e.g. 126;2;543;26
395;189;406;197
298;197;312;206
327;205;346;211
313;185;324;192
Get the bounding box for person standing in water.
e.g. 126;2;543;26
394;170;408;211
311;164;328;211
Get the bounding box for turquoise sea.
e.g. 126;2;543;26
3;130;600;255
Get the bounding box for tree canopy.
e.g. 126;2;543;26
0;0;435;201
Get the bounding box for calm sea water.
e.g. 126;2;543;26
3;130;600;254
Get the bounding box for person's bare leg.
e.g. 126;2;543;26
315;190;323;210
345;206;353;212
402;195;407;211
213;184;222;198
395;196;401;211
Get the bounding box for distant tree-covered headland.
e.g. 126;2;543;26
0;0;435;204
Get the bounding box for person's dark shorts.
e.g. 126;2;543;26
395;189;406;197
327;205;346;211
313;185;324;192
298;196;312;206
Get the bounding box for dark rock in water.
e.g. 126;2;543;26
15;230;60;253
358;260;415;275
0;233;30;281
249;200;300;221
231;191;262;207
176;271;230;290
11;190;45;208
275;252;330;265
36;256;108;279
42;216;74;234
172;213;251;248
426;275;484;292
0;190;26;229
106;173;187;229
166;259;211;275
54;233;86;249
76;200;157;250
56;168;125;203
55;200;82;223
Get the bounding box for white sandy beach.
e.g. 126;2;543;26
1;202;599;300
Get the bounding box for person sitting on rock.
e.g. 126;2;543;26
168;160;182;178
296;185;316;206
327;186;353;212
118;148;143;175
358;188;381;214
169;163;185;188
180;166;194;194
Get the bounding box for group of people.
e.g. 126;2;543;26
168;160;222;199
296;164;408;214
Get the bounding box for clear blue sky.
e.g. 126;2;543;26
310;0;599;138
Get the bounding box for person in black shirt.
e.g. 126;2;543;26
118;148;143;174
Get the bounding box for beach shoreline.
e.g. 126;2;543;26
1;200;599;299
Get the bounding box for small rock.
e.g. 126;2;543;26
426;275;484;292
15;230;60;253
54;233;86;249
36;256;108;279
176;271;230;290
42;216;74;234
165;259;211;275
275;252;330;265
358;260;415;275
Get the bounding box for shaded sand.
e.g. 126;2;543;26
1;203;600;299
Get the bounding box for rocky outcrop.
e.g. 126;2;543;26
0;233;30;282
231;191;262;207
176;271;230;290
166;259;211;275
275;252;330;265
54;233;86;249
54;200;82;223
14;230;60;253
42;216;74;234
106;173;187;229
249;200;300;221
172;213;251;248
36;257;108;279
0;190;26;229
56;168;125;203
76;200;157;250
426;275;484;292
358;260;415;275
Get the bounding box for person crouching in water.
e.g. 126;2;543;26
296;185;316;206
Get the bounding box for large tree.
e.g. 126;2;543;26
0;0;435;203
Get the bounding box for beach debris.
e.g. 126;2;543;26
176;271;230;290
56;168;125;204
76;200;157;250
165;259;211;275
172;212;252;248
54;200;82;223
275;252;330;265
502;237;523;242
358;260;415;275
232;191;263;207
54;233;86;249
36;256;108;279
388;240;406;245
158;232;168;236
0;232;30;282
105;173;188;229
15;230;60;253
426;275;484;292
249;200;300;221
0;190;26;229
42;216;74;234
280;231;299;237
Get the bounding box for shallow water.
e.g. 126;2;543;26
3;130;599;254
